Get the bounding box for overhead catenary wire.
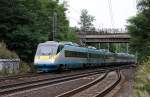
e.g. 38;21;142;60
69;6;81;15
107;0;115;29
67;16;79;23
67;6;81;26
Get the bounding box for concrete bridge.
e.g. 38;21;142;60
76;29;130;52
77;32;130;43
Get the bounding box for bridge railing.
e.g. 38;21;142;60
76;28;128;35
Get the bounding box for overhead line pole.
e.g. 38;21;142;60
52;12;57;41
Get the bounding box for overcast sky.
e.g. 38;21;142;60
62;0;137;29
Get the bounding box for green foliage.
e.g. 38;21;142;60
0;43;18;59
127;0;150;61
0;0;75;63
78;9;95;31
65;27;78;42
133;57;150;97
19;61;31;74
128;1;150;96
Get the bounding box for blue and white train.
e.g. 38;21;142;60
34;41;136;72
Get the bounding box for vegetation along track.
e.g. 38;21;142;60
56;70;121;97
0;69;108;96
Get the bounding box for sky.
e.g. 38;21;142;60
61;0;137;29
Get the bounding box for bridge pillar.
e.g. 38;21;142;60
115;43;121;53
98;43;101;49
126;43;129;53
107;43;110;51
119;43;121;53
115;43;118;53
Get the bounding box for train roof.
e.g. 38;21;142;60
39;41;79;47
38;41;59;45
39;41;135;58
99;49;109;52
59;41;80;46
117;53;135;58
87;46;97;49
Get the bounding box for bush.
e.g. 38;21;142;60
19;61;31;74
133;57;150;97
0;43;18;59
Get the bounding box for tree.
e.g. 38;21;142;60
0;0;31;41
127;0;150;61
78;9;95;32
0;0;71;64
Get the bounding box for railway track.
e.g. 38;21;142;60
0;64;133;81
0;73;42;81
94;71;121;97
57;70;122;97
0;69;106;88
0;69;107;96
0;65;131;97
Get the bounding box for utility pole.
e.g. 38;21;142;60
84;29;86;47
52;12;57;41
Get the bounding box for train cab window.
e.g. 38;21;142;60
36;44;58;55
57;45;64;54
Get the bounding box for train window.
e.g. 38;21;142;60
57;45;64;54
65;50;88;58
89;53;103;58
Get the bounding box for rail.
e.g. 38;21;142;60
0;69;105;96
57;70;121;97
56;72;108;97
94;70;121;97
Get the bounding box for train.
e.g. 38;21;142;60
34;41;136;72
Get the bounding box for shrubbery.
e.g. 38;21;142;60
0;43;18;59
19;61;31;74
133;58;150;97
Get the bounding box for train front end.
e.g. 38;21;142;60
34;41;59;72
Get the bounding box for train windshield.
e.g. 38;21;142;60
36;44;58;55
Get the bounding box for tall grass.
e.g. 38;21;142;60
133;58;150;97
0;42;18;59
19;61;31;74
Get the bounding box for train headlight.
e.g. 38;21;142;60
49;55;58;63
49;56;55;63
50;59;55;63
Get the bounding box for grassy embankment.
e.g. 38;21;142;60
133;58;150;97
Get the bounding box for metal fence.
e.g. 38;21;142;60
0;59;20;75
